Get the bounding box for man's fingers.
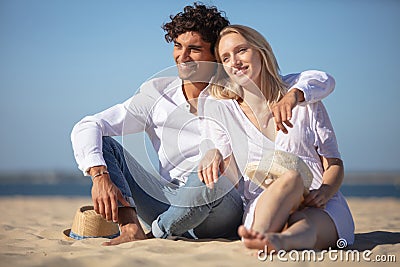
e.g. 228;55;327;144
111;196;119;222
279;107;287;123
98;201;105;218
283;105;293;128
104;198;112;221
276;122;288;134
93;197;99;214
272;108;289;134
284;120;293;128
285;105;292;121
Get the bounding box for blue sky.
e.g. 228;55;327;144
0;0;399;172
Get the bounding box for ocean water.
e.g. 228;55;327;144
0;183;92;196
0;183;399;198
0;172;399;198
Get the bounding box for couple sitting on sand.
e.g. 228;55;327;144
71;2;354;252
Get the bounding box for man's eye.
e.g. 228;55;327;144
222;57;229;63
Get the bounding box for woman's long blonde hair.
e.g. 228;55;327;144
211;25;287;103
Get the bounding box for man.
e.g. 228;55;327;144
71;2;335;245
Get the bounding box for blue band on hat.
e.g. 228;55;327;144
69;231;120;240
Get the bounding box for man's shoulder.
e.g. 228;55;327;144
140;77;181;97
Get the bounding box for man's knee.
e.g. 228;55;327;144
184;176;235;207
102;136;125;155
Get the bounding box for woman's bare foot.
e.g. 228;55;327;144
102;207;147;246
238;225;284;252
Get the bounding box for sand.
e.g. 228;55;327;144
0;197;399;267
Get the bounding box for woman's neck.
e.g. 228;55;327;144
238;82;275;140
239;82;269;114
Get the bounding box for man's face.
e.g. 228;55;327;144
173;31;217;82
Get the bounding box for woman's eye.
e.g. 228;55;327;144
239;47;247;53
222;57;229;63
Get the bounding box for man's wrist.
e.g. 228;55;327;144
290;88;305;103
89;165;109;181
92;170;109;180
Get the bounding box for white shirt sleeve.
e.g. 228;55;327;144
313;102;341;159
71;91;155;176
283;70;336;104
200;98;233;159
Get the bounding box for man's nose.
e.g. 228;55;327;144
180;48;191;62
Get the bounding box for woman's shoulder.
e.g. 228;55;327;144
204;95;235;110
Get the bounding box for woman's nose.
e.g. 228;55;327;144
230;55;241;68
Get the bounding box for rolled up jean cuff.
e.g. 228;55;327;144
151;216;167;239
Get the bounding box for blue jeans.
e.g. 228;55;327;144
102;137;243;239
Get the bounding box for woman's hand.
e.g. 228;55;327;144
303;184;333;208
303;157;344;208
198;149;225;189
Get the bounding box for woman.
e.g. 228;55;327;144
198;25;354;251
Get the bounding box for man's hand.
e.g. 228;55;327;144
198;149;224;189
90;166;130;222
270;88;305;134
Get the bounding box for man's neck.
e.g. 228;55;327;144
182;81;208;101
182;81;209;115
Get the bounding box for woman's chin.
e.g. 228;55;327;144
233;76;256;88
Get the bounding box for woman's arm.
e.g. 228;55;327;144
303;157;344;208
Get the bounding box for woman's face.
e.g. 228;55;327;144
218;32;262;88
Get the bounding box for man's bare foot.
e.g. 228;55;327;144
238;225;284;252
102;207;147;246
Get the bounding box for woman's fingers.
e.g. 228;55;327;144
212;158;220;183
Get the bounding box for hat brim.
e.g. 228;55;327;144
62;229;75;241
62;228;120;240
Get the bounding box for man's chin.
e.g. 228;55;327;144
178;71;196;81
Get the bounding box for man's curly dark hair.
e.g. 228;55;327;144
162;2;230;54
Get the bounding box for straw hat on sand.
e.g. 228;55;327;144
245;150;313;195
63;206;120;240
